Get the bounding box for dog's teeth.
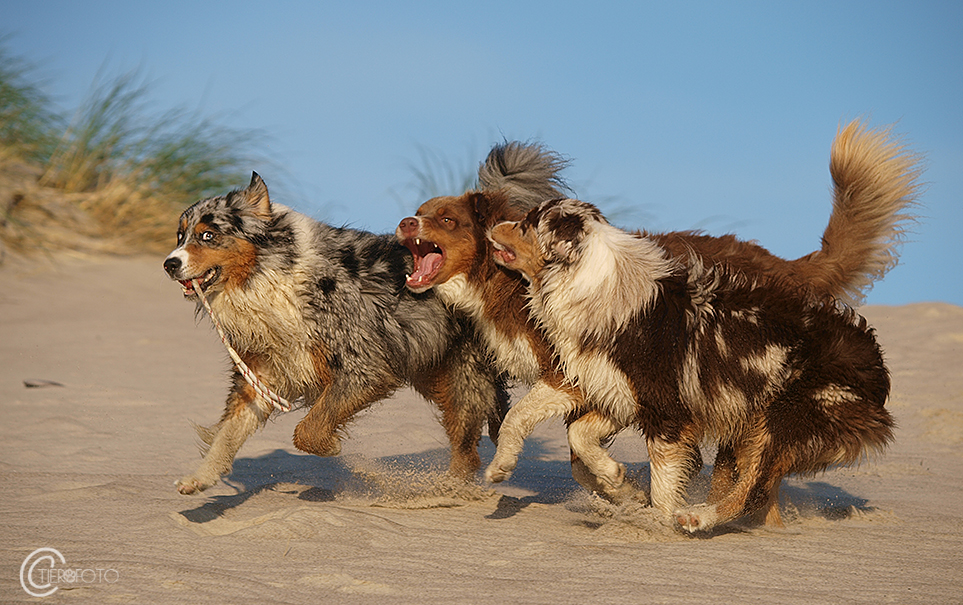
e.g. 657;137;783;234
415;238;421;246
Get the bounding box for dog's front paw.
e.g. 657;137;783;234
674;504;718;533
175;473;217;495
484;455;517;483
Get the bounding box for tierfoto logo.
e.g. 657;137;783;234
20;548;119;597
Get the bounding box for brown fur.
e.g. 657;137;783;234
398;120;919;516
491;198;893;532
401;192;557;376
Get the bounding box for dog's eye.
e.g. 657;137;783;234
201;231;216;242
442;217;455;228
176;231;185;244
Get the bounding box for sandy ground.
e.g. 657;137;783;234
1;253;962;604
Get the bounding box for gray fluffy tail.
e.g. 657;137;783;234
477;141;571;210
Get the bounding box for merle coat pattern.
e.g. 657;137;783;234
164;173;508;494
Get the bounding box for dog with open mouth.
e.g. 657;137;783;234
398;120;920;515
489;196;896;532
163;172;510;494
399;143;644;500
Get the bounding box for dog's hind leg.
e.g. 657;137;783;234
674;417;785;532
485;380;511;448
176;376;270;495
412;356;510;481
567;410;648;504
293;381;396;458
647;428;703;515
706;442;738;504
484;380;582;483
747;481;784;528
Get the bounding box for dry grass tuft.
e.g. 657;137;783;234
1;43;264;259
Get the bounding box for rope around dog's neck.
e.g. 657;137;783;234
191;279;292;413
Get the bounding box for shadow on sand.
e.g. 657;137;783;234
176;438;878;533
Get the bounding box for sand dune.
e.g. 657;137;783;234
2;254;961;603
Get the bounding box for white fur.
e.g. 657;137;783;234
816;384;859;409
165;247;190;268
535;222;674;344
213;266;319;397
740;344;789;377
646;435;692;513
530;217;675;426
567;413;630;495
436;274;541;383
674;503;719;532
484;380;581;482
559;352;637;427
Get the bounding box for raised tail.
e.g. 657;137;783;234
477;141;571;210
797;119;923;306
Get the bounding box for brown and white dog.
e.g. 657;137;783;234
397;121;920;513
399;143;640;500
488;197;895;532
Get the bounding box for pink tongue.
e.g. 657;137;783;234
407;252;443;286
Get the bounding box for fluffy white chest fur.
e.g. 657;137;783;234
437;274;541;383
531;224;675;424
211;267;319;393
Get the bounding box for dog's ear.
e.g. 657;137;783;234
470;191;490;218
472;191;501;228
538;201;586;265
474;190;525;228
550;238;577;263
243;172;273;220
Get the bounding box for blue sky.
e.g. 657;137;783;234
7;1;961;305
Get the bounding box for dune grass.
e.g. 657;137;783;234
0;49;60;165
1;43;264;256
404;143;480;200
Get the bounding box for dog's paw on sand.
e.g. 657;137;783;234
483;456;517;483
674;503;718;533
175;474;217;495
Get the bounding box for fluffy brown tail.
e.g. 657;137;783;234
477;141;571;210
799;119;923;306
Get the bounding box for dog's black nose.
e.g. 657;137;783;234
163;256;181;276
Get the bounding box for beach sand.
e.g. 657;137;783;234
2;254;961;603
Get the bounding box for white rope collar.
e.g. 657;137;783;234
192;279;292;413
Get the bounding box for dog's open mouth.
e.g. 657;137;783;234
402;237;444;291
491;241;517;267
178;267;220;298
